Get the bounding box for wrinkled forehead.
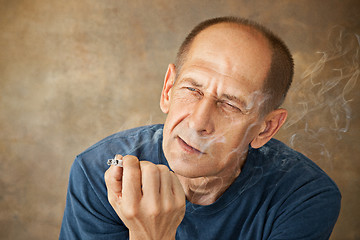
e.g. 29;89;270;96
184;23;272;92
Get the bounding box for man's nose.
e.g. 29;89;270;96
188;97;216;135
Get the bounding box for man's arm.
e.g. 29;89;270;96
104;155;186;240
60;156;129;240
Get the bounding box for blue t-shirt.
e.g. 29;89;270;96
60;124;341;239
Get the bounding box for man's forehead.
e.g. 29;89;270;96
179;59;251;84
182;23;272;91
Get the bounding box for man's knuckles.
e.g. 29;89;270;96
162;199;175;214
157;164;171;172
147;205;161;218
122;155;140;168
120;203;140;220
140;162;159;175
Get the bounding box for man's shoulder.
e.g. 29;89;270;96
79;124;164;157
251;138;340;191
256;138;323;170
72;124;164;172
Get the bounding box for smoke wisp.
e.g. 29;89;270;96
283;26;359;165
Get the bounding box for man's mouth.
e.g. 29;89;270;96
177;136;205;154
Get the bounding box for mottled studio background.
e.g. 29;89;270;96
1;0;359;239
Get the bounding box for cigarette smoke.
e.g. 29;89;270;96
283;26;359;166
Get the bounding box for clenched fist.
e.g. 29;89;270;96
104;155;186;240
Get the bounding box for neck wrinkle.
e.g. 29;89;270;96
176;168;241;206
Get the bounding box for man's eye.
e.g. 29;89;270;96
226;103;239;110
221;101;242;113
187;87;197;92
186;87;202;96
183;87;203;99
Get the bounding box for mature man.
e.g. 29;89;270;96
60;17;341;239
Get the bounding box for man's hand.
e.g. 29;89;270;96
104;155;186;240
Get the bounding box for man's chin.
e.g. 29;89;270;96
169;160;213;179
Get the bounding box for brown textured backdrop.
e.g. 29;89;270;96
0;0;359;239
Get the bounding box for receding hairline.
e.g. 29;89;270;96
175;20;275;78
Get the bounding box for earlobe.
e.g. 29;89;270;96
250;109;288;148
160;64;176;114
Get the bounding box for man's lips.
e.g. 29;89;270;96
177;136;205;154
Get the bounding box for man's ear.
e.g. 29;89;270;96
160;64;176;114
250;109;288;148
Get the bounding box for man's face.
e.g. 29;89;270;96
161;24;272;179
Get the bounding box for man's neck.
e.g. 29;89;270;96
176;167;242;206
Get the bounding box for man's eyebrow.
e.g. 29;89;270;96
181;78;203;88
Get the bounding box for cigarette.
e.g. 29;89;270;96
107;154;123;167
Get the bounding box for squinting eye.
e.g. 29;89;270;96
186;87;202;97
226;103;238;110
221;101;242;113
184;86;204;100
